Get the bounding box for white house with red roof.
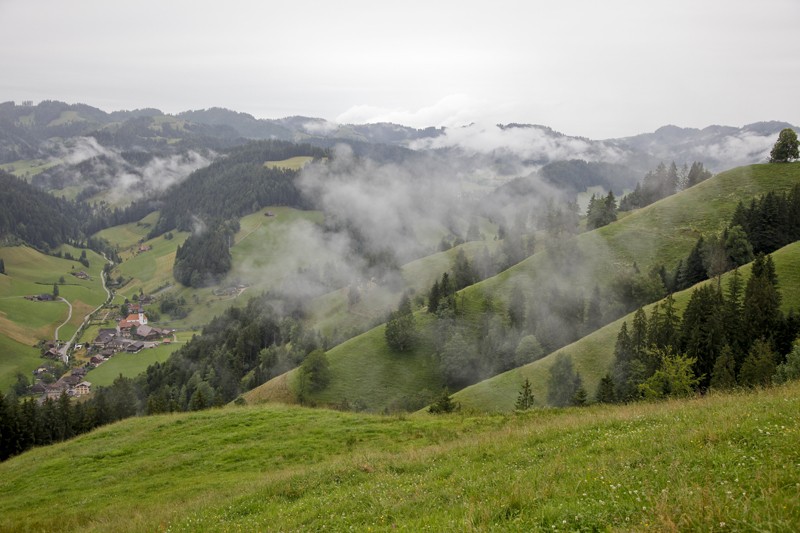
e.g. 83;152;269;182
119;304;148;333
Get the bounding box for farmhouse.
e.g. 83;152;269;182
72;381;91;396
72;270;90;280
126;341;145;353
135;324;161;340
90;355;106;365
108;339;129;351
45;382;69;400
100;348;116;358
62;375;81;387
93;329;116;347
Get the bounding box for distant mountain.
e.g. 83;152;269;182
1;99;796;203
611;121;796;171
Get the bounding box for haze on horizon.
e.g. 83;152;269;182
1;0;798;139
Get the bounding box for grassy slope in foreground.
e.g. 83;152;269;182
2;382;799;531
250;163;800;410
455;239;800;412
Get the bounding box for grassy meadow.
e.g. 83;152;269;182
86;341;184;387
2;381;799;531
264;156;315;170
0;334;40;393
94;211;162;252
0;158;59;179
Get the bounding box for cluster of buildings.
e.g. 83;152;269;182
31;366;92;400
89;306;172;366
27;303;174;401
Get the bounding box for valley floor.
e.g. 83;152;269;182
1;382;798;531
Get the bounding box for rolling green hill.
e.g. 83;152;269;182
455;239;800;412
2;382;798;531
249;163;800;411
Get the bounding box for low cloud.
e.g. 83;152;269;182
410;123;627;165
694;131;778;168
49;137;212;203
110;151;211;202
302;119;338;135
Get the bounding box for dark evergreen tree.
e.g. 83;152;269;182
681;284;726;389
427;279;441;313
710;345;737;390
0;394;20;461
739;339;777;387
515;378;535;410
612;321;642;402
0;258;5;275
651;294;680;352
571;384;588;406
742;254;782;349
595;374;616;403
298;349;331;395
724;225;753;267
681;237;708;289
452;249;476;290
722;268;746;361
547;353;582;407
428;388;459;414
587;191;618;229
686;162;712;187
631;308;649;363
385;295;416;352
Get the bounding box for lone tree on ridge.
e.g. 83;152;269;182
769;128;799;163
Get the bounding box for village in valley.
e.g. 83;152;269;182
29;295;175;403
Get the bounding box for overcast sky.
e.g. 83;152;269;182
1;0;797;139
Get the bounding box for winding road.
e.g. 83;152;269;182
56;254;114;363
54;297;73;343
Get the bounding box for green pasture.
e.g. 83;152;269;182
0;158;59;179
93;211;161;251
0;334;41;393
264;156;314;170
1;382;798;531
86;343;182;387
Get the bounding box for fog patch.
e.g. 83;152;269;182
410;123;626;164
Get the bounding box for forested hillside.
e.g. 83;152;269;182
0;170;93;249
150;140;327;235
